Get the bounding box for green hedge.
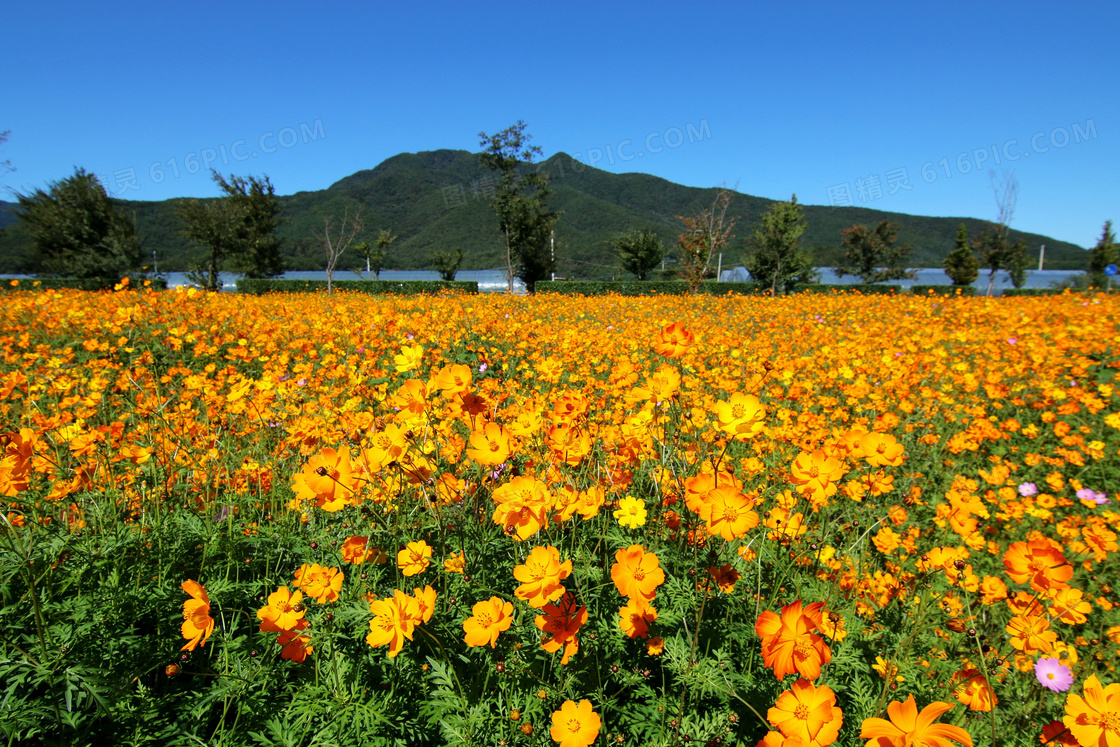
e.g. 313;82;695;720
235;278;478;295
910;284;977;296
535;281;766;296
790;283;903;295
1;277;168;291
1000;288;1068;296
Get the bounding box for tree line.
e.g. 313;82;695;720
10;126;1116;294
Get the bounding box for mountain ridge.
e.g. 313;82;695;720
0;149;1088;276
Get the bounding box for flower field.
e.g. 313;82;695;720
1;285;1119;747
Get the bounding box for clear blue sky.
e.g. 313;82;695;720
4;0;1117;248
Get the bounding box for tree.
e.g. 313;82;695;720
321;207;364;293
373;229;396;280
614;229;665;281
835;220;916;284
975;171;1027;295
432;247;463;281
943;223;979;286
223;173;284;279
676;188;736;292
478;121;558;294
14;168;143;285
743;195;815;294
177;171;283;291
1088;220;1116;288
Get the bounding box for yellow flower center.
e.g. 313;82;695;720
732;404;746;419
477;612;493;628
722;507;739;523
1099;712;1120;731
566;718;581;733
794;640;813;658
808;466;820;478
794;704;810;720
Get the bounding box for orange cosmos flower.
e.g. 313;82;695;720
431;363;472;397
767;678;843;747
463;596;514;648
514;545;572;608
397;540;432;577
708;563;741;593
618;596;657;638
628;364;681;406
713;392;766;440
413;584;436;624
655;321;694;358
550;699;601;747
703;486;759;541
466;422;512;466
1040;720;1079;746
341;535;375;564
859;695;972;747
291;446;355;512
1003;538;1073;592
611;545;666;601
257;586;305;632
444;550;466;574
755;600;832;680
1007;614;1057;654
954;670;997;712
293;563;344;604
1047;585;1092;625
276;619;313;663
492;475;552;541
535;592;588;665
1064;675;1120;747
180;579;215;651
366;589;419;657
790;449;846;501
854;432;905;467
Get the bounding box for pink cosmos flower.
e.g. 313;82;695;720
1034;656;1073;692
1018;482;1038;497
1076;488;1110;506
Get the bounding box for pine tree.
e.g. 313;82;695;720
1088;220;1116;288
614;229;665;281
943;223;979;285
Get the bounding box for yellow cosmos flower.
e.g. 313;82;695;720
613;496;647;529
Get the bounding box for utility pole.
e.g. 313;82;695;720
717;252;722;281
550;229;555;282
1038;244;1045;271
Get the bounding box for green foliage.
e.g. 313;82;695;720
536;280;764;296
943;223;979;285
478;122;558;293
743;195;816;293
431;247;463;281
1088;220;1117;288
0;151;1093;277
13;168;144;285
177;171;284;291
791;283;903;294
613;228;665;281
235;278;478;294
974;225;1029;295
835;220;916;284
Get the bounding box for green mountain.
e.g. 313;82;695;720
0;149;1088;277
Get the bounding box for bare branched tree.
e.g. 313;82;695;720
322;207;365;293
976;170;1028;294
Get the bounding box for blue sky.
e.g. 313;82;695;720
4;0;1117;248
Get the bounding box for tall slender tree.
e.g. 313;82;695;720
478;122;557;293
943;223;979;286
744;195;815;294
614;229;665;281
1088;220;1116;288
